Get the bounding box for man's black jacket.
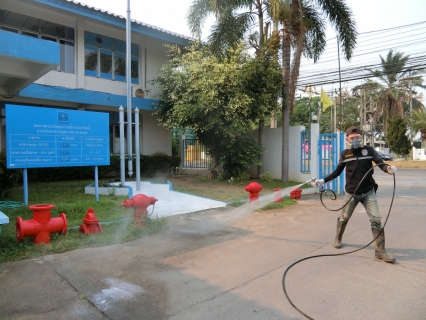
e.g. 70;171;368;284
324;145;390;194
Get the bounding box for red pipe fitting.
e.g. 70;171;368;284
245;182;263;202
290;188;302;200
16;204;67;245
79;207;102;235
121;194;158;227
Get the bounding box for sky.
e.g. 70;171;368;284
78;0;426;37
79;0;426;101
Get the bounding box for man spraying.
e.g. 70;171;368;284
313;126;397;263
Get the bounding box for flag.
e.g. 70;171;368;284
321;88;334;112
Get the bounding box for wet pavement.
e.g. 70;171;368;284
1;168;425;319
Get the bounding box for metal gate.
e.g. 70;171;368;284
318;133;338;192
182;139;212;168
318;132;345;194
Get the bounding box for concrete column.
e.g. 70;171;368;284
310;123;319;180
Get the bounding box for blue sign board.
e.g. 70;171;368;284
6;105;110;169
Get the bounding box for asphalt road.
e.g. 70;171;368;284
1;168;425;320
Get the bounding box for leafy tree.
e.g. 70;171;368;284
386;114;411;157
290;94;361;134
290;97;311;127
151;42;281;178
290;96;322;128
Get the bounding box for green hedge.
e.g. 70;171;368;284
0;150;22;197
25;153;181;181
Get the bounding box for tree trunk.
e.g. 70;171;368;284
256;1;265;179
281;20;291;183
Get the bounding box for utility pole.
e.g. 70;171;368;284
337;37;343;125
402;75;421;142
126;0;133;178
363;90;367;146
368;95;374;147
410;79;413;117
307;86;312;128
359;89;363;135
334;96;337;133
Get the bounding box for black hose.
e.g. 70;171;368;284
282;164;396;320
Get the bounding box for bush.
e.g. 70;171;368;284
0;150;22;197
220;136;263;179
387;114;411;157
259;172;272;183
151;152;173;174
232;172;250;183
25;153;181;182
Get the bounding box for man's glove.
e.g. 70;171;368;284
387;165;397;175
311;178;325;187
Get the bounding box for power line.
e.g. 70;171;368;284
298;54;426;79
297;21;426;95
296;63;426;89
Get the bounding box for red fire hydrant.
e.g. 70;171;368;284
290;188;303;200
121;194;158;227
274;188;282;202
16;204;67;245
79;207;102;235
245;182;263;202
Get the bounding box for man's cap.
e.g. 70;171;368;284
346;126;362;136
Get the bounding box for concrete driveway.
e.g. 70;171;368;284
1;168;425;319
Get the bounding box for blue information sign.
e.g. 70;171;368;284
6;105;110;169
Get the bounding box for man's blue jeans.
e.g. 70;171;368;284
339;189;382;229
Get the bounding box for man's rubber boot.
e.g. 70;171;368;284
372;228;395;263
334;219;348;249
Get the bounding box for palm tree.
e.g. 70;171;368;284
277;0;356;182
188;0;357;183
411;108;426;142
368;49;425;134
187;0;269;57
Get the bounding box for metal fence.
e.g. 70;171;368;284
182;139;213;168
318;133;338;192
300;130;310;172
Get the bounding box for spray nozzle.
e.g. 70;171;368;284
302;178;316;187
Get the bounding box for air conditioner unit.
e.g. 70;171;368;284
132;86;150;98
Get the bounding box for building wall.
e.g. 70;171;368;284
141;110;171;155
11;1;162;96
248;125;320;182
144;37;169;98
412;147;426;160
0;0;177;156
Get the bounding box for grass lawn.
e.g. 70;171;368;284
0;159;423;263
0;177;301;262
388;159;426;168
0;180;166;263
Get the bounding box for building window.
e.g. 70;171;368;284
0;9;75;73
115;52;126;81
100;49;113;79
84;31;139;84
84;46;98;77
